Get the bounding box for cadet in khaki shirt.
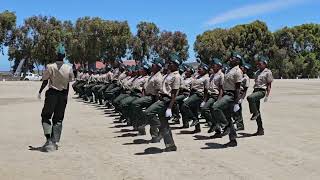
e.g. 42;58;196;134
210;52;243;147
201;58;225;134
92;70;107;105
103;65;128;108
171;65;195;124
112;67;138;112
132;58;164;135
144;54;181;152
234;63;251;131
181;64;209;133
37;44;74;152
117;65;151;127
247;56;273;136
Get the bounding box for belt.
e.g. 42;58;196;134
254;88;266;92
224;90;235;96
159;93;171;99
48;88;68;94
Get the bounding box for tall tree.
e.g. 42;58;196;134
135;22;160;61
194;28;228;64
0;10;16;54
155;31;189;61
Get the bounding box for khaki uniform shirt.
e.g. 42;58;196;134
99;74;107;83
111;68;120;81
241;74;250;90
208;70;224;95
191;74;209;94
123;76;135;90
180;76;194;91
42;62;74;91
117;71;127;85
254;68;273;89
223;65;243;91
77;72;83;80
160;71;181;97
132;75;149;92
144;71;163;96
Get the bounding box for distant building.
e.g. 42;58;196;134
75;60;137;70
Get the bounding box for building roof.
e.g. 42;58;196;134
75;60;137;70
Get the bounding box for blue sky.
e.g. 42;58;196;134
1;0;320;71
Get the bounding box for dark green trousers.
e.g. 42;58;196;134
113;93;129;111
85;84;96;98
92;84;104;102
144;97;175;148
247;89;266;130
201;96;218;127
75;82;86;96
181;93;202;128
172;94;188;119
211;94;237;140
104;87;122;102
41;88;68;140
119;95;139;125
131;96;154;130
96;84;109;102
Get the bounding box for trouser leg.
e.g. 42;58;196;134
144;100;163;138
201;97;216;126
51;92;68;143
131;96;154;133
247;90;265;114
180;94;202;127
41;89;58;139
211;95;236;140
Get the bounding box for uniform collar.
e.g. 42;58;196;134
171;70;179;74
55;61;64;65
214;69;222;75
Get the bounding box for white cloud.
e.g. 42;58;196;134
206;0;305;26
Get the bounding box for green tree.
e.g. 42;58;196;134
0;10;16;54
155;31;189;61
135;22;160;61
194;28;228;64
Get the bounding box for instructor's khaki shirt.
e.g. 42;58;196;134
42;61;74;91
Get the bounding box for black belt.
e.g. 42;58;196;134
224;90;235;96
159;93;171;99
48;88;68;94
254;88;266;92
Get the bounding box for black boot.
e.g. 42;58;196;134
164;145;177;152
250;113;260;120
223;140;237;147
190;119;199;127
193;124;201;134
253;128;264;136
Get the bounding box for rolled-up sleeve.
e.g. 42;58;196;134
42;66;50;80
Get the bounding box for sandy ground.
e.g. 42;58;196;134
0;80;319;180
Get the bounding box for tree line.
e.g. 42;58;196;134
1;10;320;78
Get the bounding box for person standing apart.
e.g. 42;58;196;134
247;56;273;136
38;43;74;152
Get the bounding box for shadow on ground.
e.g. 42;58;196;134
135;147;163;155
123;139;150;145
201;142;227;150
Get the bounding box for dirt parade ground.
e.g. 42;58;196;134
0;80;319;180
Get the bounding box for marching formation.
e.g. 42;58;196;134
71;52;273;152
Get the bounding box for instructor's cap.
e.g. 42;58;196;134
56;43;66;55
